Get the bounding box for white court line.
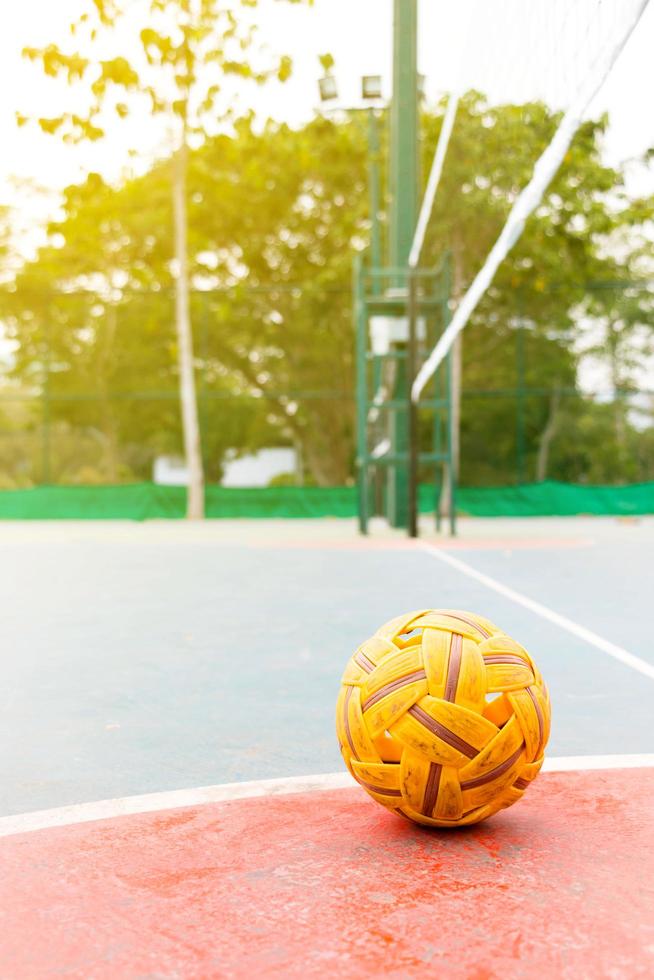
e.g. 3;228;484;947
0;754;653;839
419;543;654;682
0;772;351;839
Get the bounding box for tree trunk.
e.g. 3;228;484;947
172;135;204;519
536;386;561;482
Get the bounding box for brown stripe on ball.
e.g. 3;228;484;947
483;655;529;666
354;652;375;673
444;633;463;702
526;686;545;756
460;744;524;790
355;779;403;798
421;762;443;816
441;612;491;638
361;669;427;712
407;704;478;759
343;687;360;762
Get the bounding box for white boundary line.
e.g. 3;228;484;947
419;543;654;682
0;755;653;839
0;772;351;839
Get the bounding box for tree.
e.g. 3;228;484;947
192;115;368;484
4;98;653;490
420;93;654;486
19;0;310;516
4;111;369;486
0;166;275;485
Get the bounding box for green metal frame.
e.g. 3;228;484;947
354;254;456;537
386;0;419;528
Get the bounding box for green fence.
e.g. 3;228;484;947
0;480;651;520
1;283;653;493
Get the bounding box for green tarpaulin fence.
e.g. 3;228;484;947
0;480;652;520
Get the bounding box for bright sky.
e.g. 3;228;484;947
0;0;652;390
2;0;653;220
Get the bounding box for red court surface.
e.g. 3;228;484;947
1;766;653;979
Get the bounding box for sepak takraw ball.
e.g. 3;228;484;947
336;609;550;827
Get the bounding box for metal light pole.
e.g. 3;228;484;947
387;0;419;528
367;106;383;296
389;0;419;274
317;74;385;295
317;72;387;533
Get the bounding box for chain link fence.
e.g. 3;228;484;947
0;282;651;489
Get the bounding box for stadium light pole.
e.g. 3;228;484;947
361;76;384;296
317;73;385;295
387;0;419;529
389;0;419;274
318;72;387;536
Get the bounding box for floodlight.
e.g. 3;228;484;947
361;75;383;101
318;75;338;102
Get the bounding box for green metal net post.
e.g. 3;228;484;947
199;293;210;477
444;254;456;536
388;0;419;274
354;264;456;536
446;344;457;536
354;253;370;534
407;269;419;537
41;317;52;485
515;294;527;484
367;108;383;298
386;0;419;529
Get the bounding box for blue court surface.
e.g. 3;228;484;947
1;515;653;817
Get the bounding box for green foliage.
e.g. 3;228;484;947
16;0;313;513
2;92;653;487
419;93;653;485
20;0;310;142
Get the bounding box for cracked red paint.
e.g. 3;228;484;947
0;768;653;978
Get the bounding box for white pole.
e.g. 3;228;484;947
408;94;459;270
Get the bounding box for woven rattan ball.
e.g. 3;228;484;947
336;609;550;827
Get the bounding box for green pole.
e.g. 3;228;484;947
367;108;382;296
200;293;209;478
387;0;419;528
447;346;457;536
354;253;369;534
516;299;526;484
367;107;383;455
407;269;419;537
389;0;419;273
42;319;51;485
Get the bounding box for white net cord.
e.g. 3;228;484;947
411;0;652;403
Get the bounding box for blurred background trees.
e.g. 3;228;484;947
17;0;311;515
0;95;652;489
